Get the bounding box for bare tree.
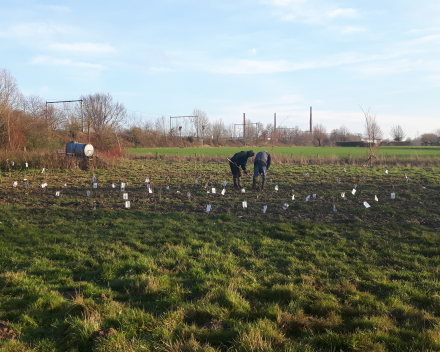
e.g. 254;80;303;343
190;109;209;140
313;123;327;146
421;133;438;145
80;93;127;141
211;118;226;143
360;106;382;166
0;69;22;149
390;125;406;142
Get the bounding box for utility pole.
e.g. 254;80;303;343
310;106;313;133
274;112;276;139
243;113;246;139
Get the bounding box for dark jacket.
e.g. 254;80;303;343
254;151;271;169
231;151;252;171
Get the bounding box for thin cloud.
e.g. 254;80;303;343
1;22;76;37
340;26;366;34
327;8;358;19
46;5;71;13
30;55;107;70
49;42;117;54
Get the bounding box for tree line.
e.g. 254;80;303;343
1;68;439;152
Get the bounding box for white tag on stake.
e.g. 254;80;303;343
337;178;340;183
283;203;289;210
375;195;378;201
212;188;216;194
333;205;337;212
55;191;60;197
221;189;226;195
275;185;279;191
93;183;97;189
313;194;316;198
123;193;128;200
149;187;153;194
364;201;371;208
145;178;149;183
222;181;227;187
112;183;115;188
125;201;130;208
25;163;28;168
352;189;356;195
166;186;170;190
93;176;96;182
241;188;245;193
41;168;45;173
391;193;396;199
206;204;211;212
306;195;310;201
263;205;267;213
341;192;345;198
292;195;295;200
13;181;18;187
87;190;90;196
242;201;247;208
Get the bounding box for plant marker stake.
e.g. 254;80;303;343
125;201;130;209
241;188;245;193
305;172;308;176
391;193;395;199
337;178;340;183
221;189;226;195
206;204;211;212
55;191;60;197
93;183;97;189
187;192;191;197
195;178;198;183
242;201;247;208
147;184;150;189
363;175;366;179
166;186;170;190
344;168;346;172
121;182;126;191
145;178;149;183
375;195;378;201
42;183;47;188
341;192;345;198
149;187;153;194
283;203;289;210
333;205;337;212
313;194;316;198
93;176;96;182
212;188;216;194
263;205;267;213
306;195;310;201
11;161;14;166
87;190;90;196
13;181;18;187
222;181;227;187
385;169;388;174
352;189;356;195
123;193;128;200
25;162;28;168
25;182;29;189
42;168;45;173
354;184;357;189
364;201;371;208
275;185;279;191
292;195;295;200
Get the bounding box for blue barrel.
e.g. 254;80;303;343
66;142;94;157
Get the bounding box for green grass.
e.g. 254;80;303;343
1;160;440;351
126;146;440;158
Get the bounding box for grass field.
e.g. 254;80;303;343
126;146;440;159
1;159;440;351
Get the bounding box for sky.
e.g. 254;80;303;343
1;0;439;139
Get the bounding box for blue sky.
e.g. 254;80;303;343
1;0;439;138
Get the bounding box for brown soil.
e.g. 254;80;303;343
91;327;116;341
197;319;226;331
0;321;17;340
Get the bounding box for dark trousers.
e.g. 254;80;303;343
229;163;241;177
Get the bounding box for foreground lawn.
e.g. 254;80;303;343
1;206;440;351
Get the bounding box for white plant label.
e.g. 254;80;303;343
242;201;247;208
354;184;357;189
337;178;340;183
55;191;60;197
145;178;149;183
212;188;216;194
25;163;28;168
391;193;396;199
270;179;273;183
344;168;346;172
364;201;371;208
87;190;90;196
263;205;267;213
292;195;295;200
341;192;345;198
41;183;47;188
166;186;170;190
176;191;180;193
206;204;211;212
221;189;226;195
121;182;126;189
222;181;227;187
363;175;366;179
352;189;356;195
195;178;198;183
149;187;153;194
93;176;96;182
25;183;29;189
41;168;45;173
241;188;245;193
11;161;14;166
207;191;210;194
333;205;337;212
283;203;289;210
125;201;130;208
13;181;18;187
187;192;191;197
123;193;128;200
385;169;388;174
146;184;150;189
305;173;308;176
64;183;67;187
313;194;316;198
406;177;409;182
275;185;279;191
93;183;97;189
306;195;310;201
375;195;378;201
